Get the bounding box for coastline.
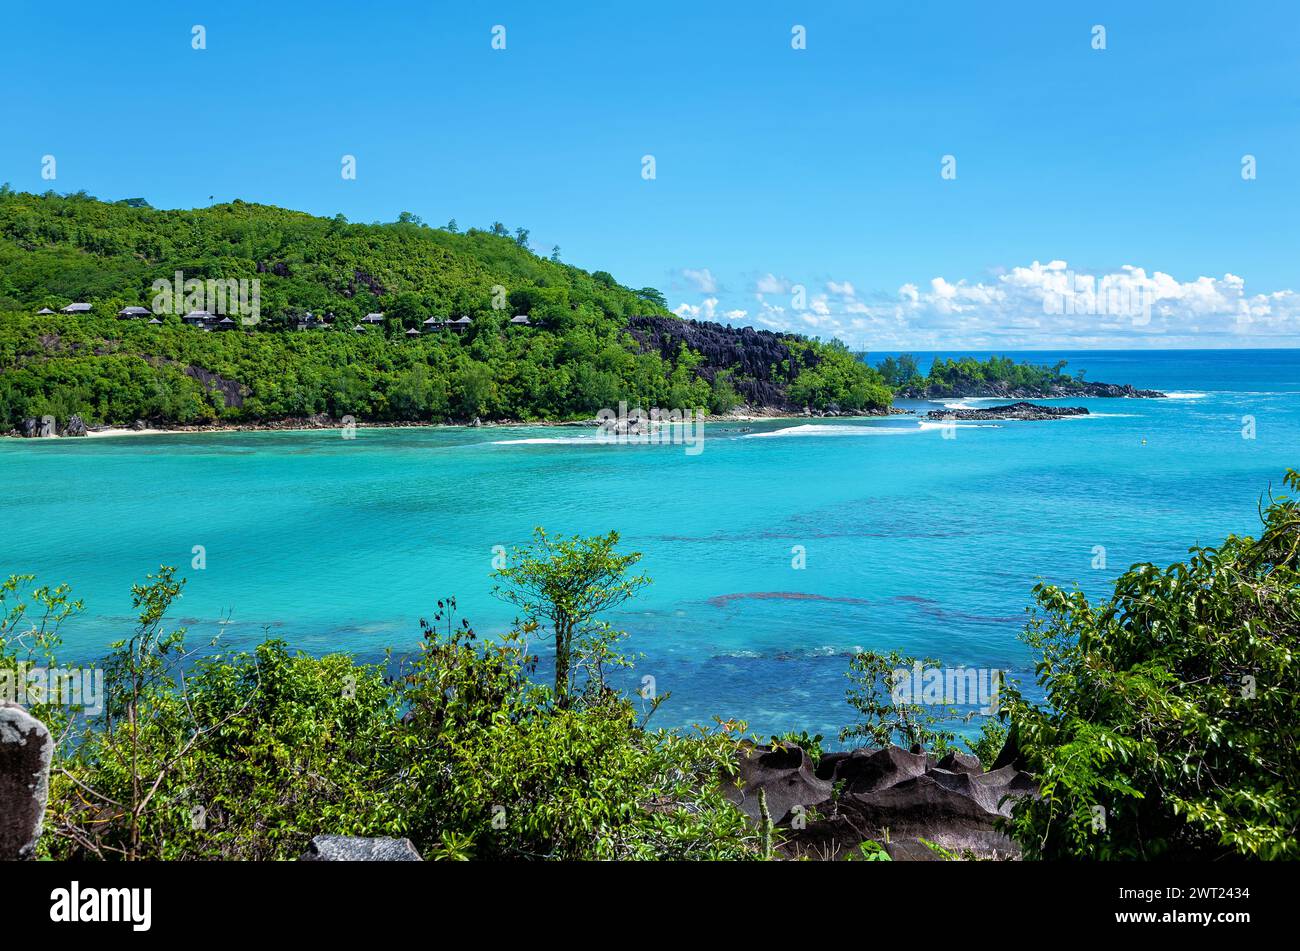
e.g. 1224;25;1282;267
10;406;910;441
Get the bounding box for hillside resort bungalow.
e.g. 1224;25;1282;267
181;310;236;331
295;312;332;330
35;300;531;334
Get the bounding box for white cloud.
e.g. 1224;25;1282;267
673;296;718;320
681;267;719;293
671;261;1300;348
759;261;1300;349
672;296;749;325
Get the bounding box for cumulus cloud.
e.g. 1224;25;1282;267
680;267;719;293
754;273;791;294
672;296;749;324
743;261;1300;349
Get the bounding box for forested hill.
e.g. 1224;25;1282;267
0;188;890;430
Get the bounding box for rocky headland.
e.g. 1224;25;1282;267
925;401;1089;422
900;380;1165;400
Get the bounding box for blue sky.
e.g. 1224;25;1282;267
3;1;1299;348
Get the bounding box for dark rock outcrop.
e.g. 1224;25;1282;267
830;746;931;795
0;703;53;860
925;401;1088;422
299;835;423;861
901;380;1164;400
19;417;58;437
936;750;983;775
183;365;246;409
62;414;88;436
626;315;812;410
733;742;1037;861
725;742;832;824
991;725;1027;772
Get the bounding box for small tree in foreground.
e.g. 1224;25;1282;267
492;528;649;705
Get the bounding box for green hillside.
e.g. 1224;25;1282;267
0;188;890;430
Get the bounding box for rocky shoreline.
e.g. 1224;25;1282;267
4;405;905;439
925;401;1089;422
900;380;1165;400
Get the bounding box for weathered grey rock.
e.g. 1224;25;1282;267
829;746;930;795
299;835;423;861
0;703;53;860
991;727;1027;772
62;414;88;437
734;740;1038;861
936;751;983;775
725;742;831;825
131;419;147;431
842;774;1021;855
20;418;38;438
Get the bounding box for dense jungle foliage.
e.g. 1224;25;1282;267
0;188;892;429
879;352;1087;395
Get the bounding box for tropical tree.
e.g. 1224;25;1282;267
492;529;650;705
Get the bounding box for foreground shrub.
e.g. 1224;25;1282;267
394;601;757;860
11;534;759;860
1004;470;1300;859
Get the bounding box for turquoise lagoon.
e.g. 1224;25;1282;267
2;350;1298;742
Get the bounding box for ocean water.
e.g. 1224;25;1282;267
2;349;1297;744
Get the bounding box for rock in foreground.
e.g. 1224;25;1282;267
299;835;423;861
728;742;1037;860
0;703;53;860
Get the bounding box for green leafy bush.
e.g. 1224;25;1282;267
1004;470;1300;860
8;533;760;861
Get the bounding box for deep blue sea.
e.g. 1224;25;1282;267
2;350;1297;744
